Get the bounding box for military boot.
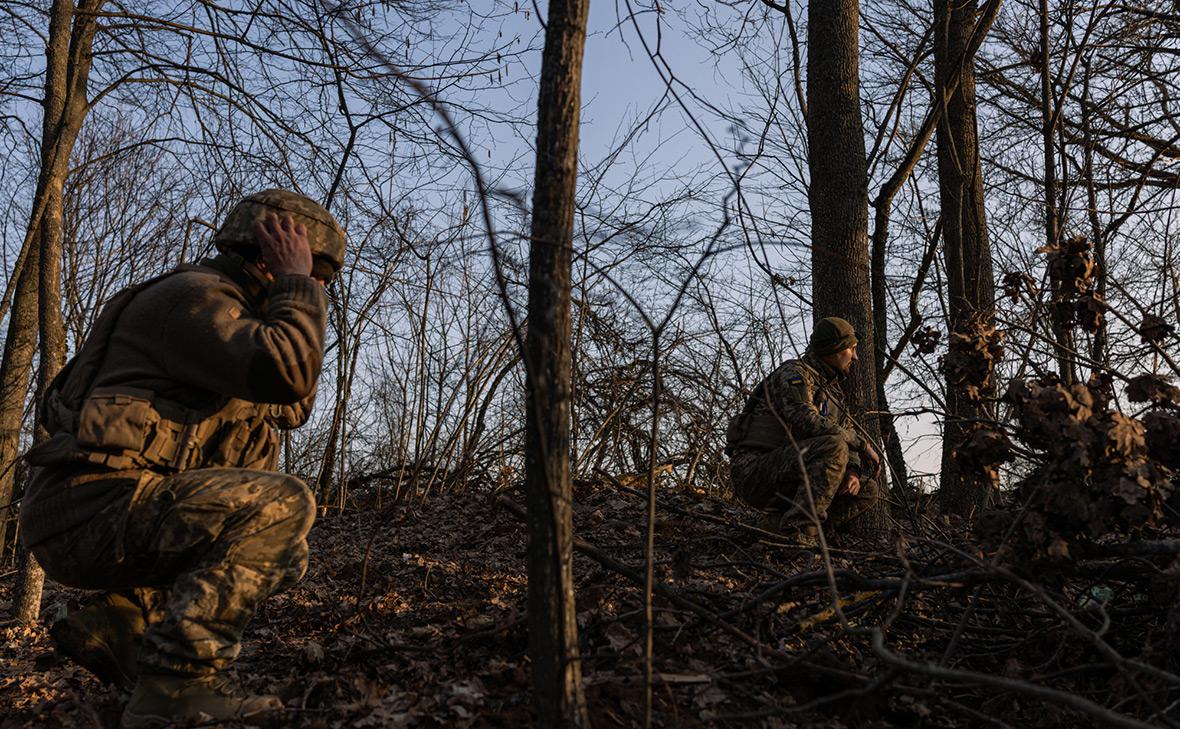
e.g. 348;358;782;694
51;592;144;689
784;524;820;548
121;673;283;728
758;511;820;548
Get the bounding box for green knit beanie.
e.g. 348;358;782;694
810;317;858;355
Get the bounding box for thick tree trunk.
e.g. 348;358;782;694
12;0;103;622
933;0;997;518
806;0;885;533
524;0;591;726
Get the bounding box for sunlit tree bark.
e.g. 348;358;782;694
11;0;103;622
524;0;592;725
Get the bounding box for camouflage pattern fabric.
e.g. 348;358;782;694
31;467;313;677
213;189;346;273
730;433;876;528
758;355;860;451
728;351;878;532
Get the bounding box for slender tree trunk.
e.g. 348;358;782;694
1039;0;1076;383
12;0;103;622
870;216;910;499
524;0;591;725
1081;57;1107;369
806;0;885;533
0;253;40;562
315;293;346;506
933;0;997;518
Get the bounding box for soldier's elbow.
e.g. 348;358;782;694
246;358;321;404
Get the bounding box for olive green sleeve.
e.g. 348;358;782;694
267;382;318;429
160;274;326;405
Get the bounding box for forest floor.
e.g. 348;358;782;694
1;479;1176;728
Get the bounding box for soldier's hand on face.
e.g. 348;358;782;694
840;471;861;496
253;212;313;279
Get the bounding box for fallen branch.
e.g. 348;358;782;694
868;628;1160;729
496;494;869;686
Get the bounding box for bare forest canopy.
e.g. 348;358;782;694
2;1;1180;728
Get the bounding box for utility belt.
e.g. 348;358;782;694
27;386;277;473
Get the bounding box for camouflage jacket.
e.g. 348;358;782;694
727;350;864;458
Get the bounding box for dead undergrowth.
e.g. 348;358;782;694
3;477;1180;728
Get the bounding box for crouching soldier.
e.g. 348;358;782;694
19;190;344;727
726;317;881;545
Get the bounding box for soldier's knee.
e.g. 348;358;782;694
257;474;315;538
282;475;315;533
279;474;313;506
805;435;848;465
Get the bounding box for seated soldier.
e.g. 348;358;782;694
726;317;881;545
19;190;343;727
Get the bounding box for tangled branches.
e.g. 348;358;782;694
941;315;1012;484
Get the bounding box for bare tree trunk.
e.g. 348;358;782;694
315;293;346;506
868;1;1000;509
1081;56;1108;369
870;212;910;500
12;547;45;623
806;0;884;533
934;0;998;518
12;0;103;622
1039;0;1076;384
524;0;591;725
0;255;40;562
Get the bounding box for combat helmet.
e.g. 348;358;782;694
213;189;346;281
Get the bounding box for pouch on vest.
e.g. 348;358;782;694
207;410;278;470
726;411;790;454
741;413;790;451
76;386;158;453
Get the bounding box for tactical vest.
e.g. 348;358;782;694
26;267;279;473
725;383;793;456
724;360;833;455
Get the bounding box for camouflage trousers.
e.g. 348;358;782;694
729;434;877;530
30;467;314;678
